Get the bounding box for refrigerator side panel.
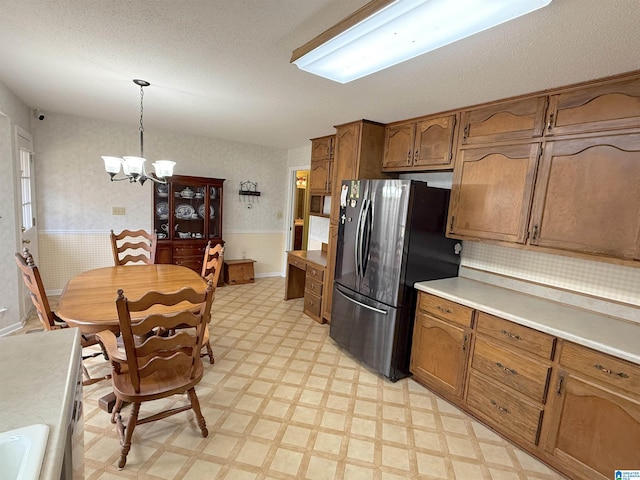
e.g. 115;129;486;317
405;185;461;286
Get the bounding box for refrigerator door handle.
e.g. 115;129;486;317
361;199;372;276
355;199;367;277
336;287;388;315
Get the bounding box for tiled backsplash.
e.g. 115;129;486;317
460;241;640;307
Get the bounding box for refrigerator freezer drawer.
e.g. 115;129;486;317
330;285;406;381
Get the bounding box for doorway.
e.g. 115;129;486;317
293;170;309;250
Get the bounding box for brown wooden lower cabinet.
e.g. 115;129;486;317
411;291;640;480
543;343;640;479
410;311;471;400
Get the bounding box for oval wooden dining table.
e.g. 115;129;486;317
57;264;208;412
57;264;208;334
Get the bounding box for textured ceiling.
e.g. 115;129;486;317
1;0;639;150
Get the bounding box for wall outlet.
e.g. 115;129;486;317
112;207;126;216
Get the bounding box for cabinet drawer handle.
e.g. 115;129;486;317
490;399;509;414
556;374;564;395
462;334;468;352
436;305;453;314
594;364;629;378
501;330;521;341
496;362;518;376
547;112;555;131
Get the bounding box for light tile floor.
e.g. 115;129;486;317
23;277;567;479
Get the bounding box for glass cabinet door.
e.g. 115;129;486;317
172;181;206;240
208;185;221;239
154;183;171;239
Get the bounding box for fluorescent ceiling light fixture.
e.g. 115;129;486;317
291;0;552;83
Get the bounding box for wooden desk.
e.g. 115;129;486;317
285;250;327;324
57;265;207;334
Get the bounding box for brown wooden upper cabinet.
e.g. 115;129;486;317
460;96;547;146
309;135;335;195
545;76;640;138
448;143;541;243
529;134;640;260
383;113;458;171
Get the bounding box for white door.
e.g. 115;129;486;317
16;126;38;314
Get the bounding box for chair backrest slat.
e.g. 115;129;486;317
201;242;224;285
110;229;157;265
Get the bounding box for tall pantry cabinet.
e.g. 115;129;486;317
321;120;395;323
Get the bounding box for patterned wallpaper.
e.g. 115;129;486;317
31;112;289;234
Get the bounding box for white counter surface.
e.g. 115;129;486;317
0;328;82;480
415;277;640;365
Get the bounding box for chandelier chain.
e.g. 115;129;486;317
139;84;145;157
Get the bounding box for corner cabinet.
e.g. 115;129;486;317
153;174;225;274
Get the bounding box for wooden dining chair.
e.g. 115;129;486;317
96;282;214;470
200;242;224;364
14;248;110;386
110;229;157;265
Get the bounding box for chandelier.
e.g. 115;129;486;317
101;79;176;185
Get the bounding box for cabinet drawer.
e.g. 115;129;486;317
476;312;555;359
305;275;323;296
560;342;640;395
472;338;551;403
304;292;322;319
288;254;306;271
467;371;543;446
173;257;203;271
305;263;324;281
418;293;473;327
174;245;206;257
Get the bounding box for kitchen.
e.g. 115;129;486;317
1;1;640;479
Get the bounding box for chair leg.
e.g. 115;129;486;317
187;388;208;437
201;340;215;364
118;402;140;470
111;398;124;424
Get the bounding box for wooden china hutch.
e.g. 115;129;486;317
153;174;225;275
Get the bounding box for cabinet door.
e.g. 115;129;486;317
311;135;334;161
529;135;640;259
414;114;457;168
383;122;415;169
309;158;331;194
410;312;470;399
448;143;541;243
330;123;361;222
460;96;547;145
546;76;640;137
545;371;640;479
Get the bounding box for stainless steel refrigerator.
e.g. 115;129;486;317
329;179;461;381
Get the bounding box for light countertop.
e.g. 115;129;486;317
0;328;82;480
415;277;640;365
